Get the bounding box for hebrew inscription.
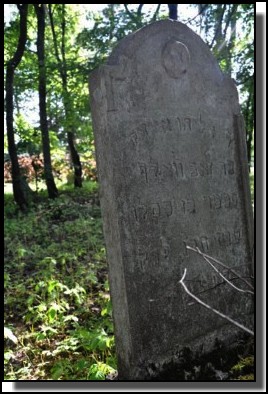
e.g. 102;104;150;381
132;192;239;224
137;160;234;184
122;113;232;143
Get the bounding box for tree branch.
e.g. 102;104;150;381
124;4;135;21
137;4;144;16
188;246;254;295
185;4;208;25
179;268;254;336
151;4;161;22
61;4;66;68
209;4;227;49
48;5;63;67
8;4;28;68
186;246;254;290
223;4;237;38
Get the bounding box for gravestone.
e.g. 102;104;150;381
89;20;254;380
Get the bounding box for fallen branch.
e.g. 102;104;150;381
186;246;254;291
179;268;254;336
187;246;254;295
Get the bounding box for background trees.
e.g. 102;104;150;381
34;4;58;198
48;4;83;187
4;4;254;206
5;4;33;210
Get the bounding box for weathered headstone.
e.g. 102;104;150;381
89;20;254;380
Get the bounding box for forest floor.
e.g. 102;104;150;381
4;181;116;380
4;177;254;380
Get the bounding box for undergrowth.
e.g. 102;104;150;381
4;181;116;380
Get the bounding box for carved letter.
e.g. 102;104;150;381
182;198;196;214
172;161;184;179
199;162;213;176
183;117;192;131
134;205;148;222
139;163;148;183
151;203;161;218
190;162;198;177
163;201;173;217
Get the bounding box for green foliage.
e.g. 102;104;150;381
230;356;254;380
15;114;42;155
4;181;116;380
87;361;116;380
77;4;162;69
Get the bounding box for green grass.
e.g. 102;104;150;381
4;181;116;380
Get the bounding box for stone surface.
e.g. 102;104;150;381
89;20;254;380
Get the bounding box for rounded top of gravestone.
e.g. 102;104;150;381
107;19;214;68
102;19;239;116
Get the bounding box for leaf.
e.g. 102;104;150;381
101;307;107;316
51;364;64;380
4;351;14;362
17;248;27;258
47;280;57;293
37;302;47;312
88;364;105;380
63;315;79;323
48;307;56;322
36;333;46;340
40;325;58;334
4;327;18;344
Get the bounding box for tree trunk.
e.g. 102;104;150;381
67;132;82;187
62;81;83;187
5;4;33;211
168;4;178;20
48;4;83;188
210;4;226;51
34;4;58;198
224;4;238;76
